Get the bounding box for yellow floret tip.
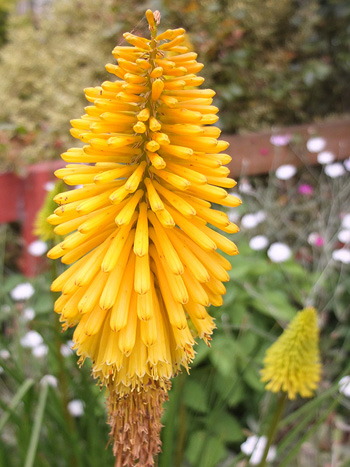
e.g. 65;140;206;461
261;307;321;400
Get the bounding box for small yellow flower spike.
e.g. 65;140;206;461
35;180;65;241
261;307;321;400
48;9;241;466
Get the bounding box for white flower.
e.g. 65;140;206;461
20;331;43;349
28;240;48;257
0;366;4;375
332;249;350;264
307;233;324;247
255;211;266;223
241;211;266;230
344;158;350;172
40;375;58;387
23;308;35;322
241;435;276;465
0;349;10;360
44;181;55;192
241;214;259;229
324;163;346;178
275;164;297;180
341;214;350;230
32;344;49;358
306;137;326;153
317;151;335;165
249;235;269;251
239;179;254;194
270;134;291;147
10;283;34;301
68;399;85;417
339;376;350;397
60;341;74;357
338;230;350;244
267;242;292;263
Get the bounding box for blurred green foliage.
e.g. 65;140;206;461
0;0;349;170
0;245;309;467
1;239;348;466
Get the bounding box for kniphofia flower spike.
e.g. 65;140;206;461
261;307;321;400
48;10;240;466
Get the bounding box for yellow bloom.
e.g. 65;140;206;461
48;10;240;466
35;180;65;241
261;307;321;400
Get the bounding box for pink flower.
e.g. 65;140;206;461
315;236;324;247
260;147;269;156
298;184;314;196
308;233;324;247
270;134;292;147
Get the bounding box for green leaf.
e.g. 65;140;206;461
213;373;243;407
251;290;296;321
186;432;227;467
183;380;208;414
242;365;265;392
209;336;238;377
237;331;258;355
207;409;243;443
200;437;227;467
33;292;53;315
186;431;206;466
192;340;210;368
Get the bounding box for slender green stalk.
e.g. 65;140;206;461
277;385;341;456
279;396;340;467
50;252;74;429
0;379;34;433
50;245;79;467
258;392;287;467
24;381;49;467
175;397;187;467
159;375;185;467
278;384;339;430
0;224;7;283
277;407;316;456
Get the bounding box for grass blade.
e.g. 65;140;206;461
24;381;49;467
0;379;34;433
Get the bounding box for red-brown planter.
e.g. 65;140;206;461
225;118;350;177
0;160;64;277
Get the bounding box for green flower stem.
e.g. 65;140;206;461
279;396;340;467
159;374;185;467
278;384;339;430
258;392;287;467
24;380;49;467
0;224;6;283
50;253;74;431
175;395;187;467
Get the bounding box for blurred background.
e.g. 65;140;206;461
0;0;350;466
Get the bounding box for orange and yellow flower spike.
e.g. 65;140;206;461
48;10;240;466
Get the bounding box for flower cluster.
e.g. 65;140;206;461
261;307;321;400
47;10;240;465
